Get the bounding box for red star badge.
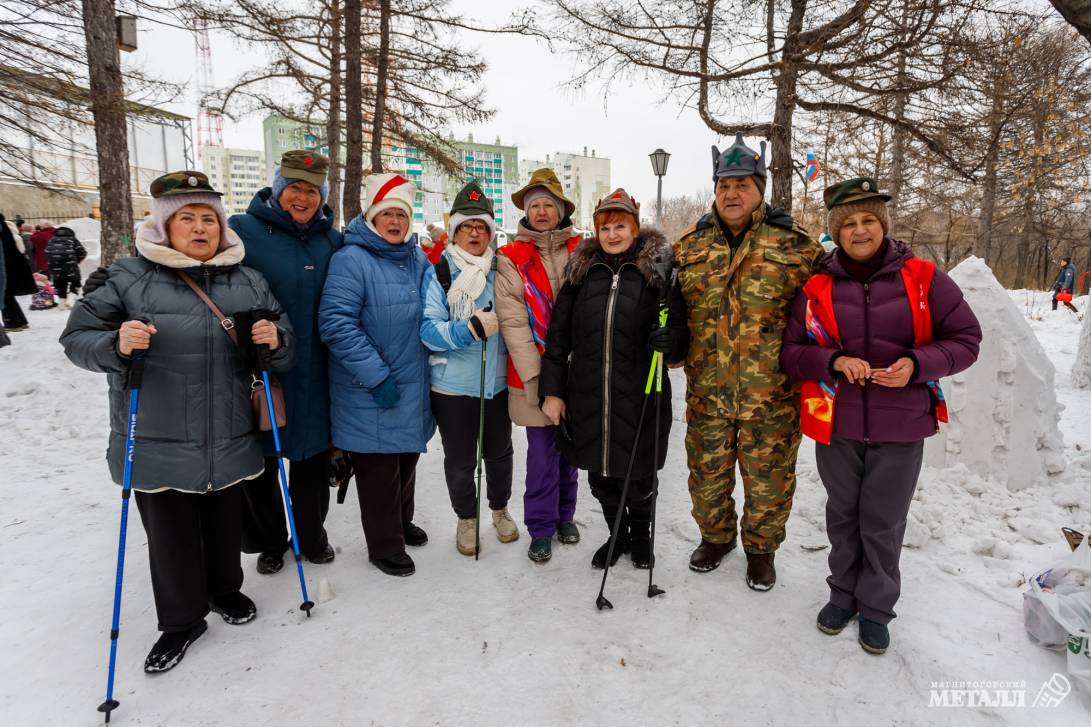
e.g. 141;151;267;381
468;191;481;201
303;157;313;165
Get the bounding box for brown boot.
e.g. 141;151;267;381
745;552;776;591
688;539;737;572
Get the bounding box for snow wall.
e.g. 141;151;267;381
1072;302;1091;388
923;256;1065;490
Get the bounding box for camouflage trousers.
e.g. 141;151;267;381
685;408;802;554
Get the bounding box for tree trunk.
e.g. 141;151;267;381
768;1;807;213
82;0;133;266
974;82;1005;263
343;0;363;220
326;0;343;227
888;50;909;228
369;0;391;173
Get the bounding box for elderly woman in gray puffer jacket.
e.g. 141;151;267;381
61;171;294;675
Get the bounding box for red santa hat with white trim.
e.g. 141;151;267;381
363;173;416;225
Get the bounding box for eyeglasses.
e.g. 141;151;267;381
458;223;489;235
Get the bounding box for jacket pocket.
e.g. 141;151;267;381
758;247;807;304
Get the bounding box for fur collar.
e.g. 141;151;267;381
565;228;671;287
135;219;246;269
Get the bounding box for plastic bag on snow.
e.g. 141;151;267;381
1023;544;1091;649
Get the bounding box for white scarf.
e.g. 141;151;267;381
445;243;494;321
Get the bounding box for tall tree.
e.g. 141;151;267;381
82;0;134;265
552;0;979;212
344;0;364;218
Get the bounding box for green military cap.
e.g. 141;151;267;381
150;170;222;198
823;177;892;210
451;179;494;218
280;149;329;186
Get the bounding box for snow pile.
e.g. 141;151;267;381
924;257;1065;490
1072;307;1091;389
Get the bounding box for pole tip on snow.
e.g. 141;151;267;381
301;600;315;617
98;699;119;723
648;585;666;598
595;595;613;611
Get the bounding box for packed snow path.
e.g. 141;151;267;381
1;291;1089;725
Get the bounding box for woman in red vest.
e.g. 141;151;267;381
780;177;981;656
495;168;584;563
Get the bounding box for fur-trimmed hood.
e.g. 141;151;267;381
564;228;672;287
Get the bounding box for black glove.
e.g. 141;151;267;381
82;266;109;295
648;325;673;353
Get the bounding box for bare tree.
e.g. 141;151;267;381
82;0;134;265
552;0;984;213
344;0;363;218
659;191;713;243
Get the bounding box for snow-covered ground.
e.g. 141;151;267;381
1;289;1089;725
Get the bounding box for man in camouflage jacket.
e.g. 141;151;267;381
674;134;823;590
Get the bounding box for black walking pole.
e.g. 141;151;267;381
98;351;146;724
646;293;673;599
253;316;314;617
595;366;655;611
474;335;487;560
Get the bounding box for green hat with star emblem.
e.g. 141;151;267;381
451;179;494;219
712;133;767;183
448;179;497;240
280;149;329;187
823;177;891;209
150;170;222;198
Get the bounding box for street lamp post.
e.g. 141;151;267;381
649;148;671;228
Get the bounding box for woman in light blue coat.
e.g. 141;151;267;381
319;173;434;577
420;181;518;557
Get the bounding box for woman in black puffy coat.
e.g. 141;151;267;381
539;189;687;570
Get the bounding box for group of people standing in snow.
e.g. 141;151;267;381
59;133;981;674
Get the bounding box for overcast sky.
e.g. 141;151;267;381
125;3;782;206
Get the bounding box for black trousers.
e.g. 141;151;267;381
134;486;244;633
349;452;419;561
54;277;80;299
588;472;654;536
241;451;330;557
2;291;27;328
431;391;514;519
815;437;923;625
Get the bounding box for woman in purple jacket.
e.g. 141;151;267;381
781;177;981;656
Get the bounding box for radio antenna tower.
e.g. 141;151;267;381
194;18;223;156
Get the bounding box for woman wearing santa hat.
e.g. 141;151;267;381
319;173;435;577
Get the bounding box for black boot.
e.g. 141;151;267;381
144;620;208;674
209;591;257;625
591;505;628;570
628;497;653;569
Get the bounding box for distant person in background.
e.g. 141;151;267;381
0;221;8;347
19;224;34;266
44;226;87;309
1;213;35;332
31;222;54;275
423;222;447;264
1052;255;1078;313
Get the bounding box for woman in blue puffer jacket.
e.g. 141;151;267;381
420;180;517;559
319;173;434;577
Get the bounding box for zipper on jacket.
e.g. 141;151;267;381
601;271;621;474
863;282;870;444
203;268;215;487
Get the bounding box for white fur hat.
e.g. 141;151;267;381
363;173;416;224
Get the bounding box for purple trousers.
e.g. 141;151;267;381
524;426;578;538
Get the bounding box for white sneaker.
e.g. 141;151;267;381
456;518;477;556
492;508;520;543
64;296;75;310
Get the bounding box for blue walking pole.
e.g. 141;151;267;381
98;353;146;724
257;343;314;617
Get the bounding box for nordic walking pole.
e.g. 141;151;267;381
98;351;146;724
474;302;493;561
256;337;315;617
647;284;673;599
595;357;656;611
475;337;487;560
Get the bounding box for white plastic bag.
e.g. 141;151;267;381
1024;544;1091;644
1068;636;1091;711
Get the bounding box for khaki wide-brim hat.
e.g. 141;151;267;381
511;167;576;218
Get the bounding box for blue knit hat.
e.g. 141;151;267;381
271;168;329;208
